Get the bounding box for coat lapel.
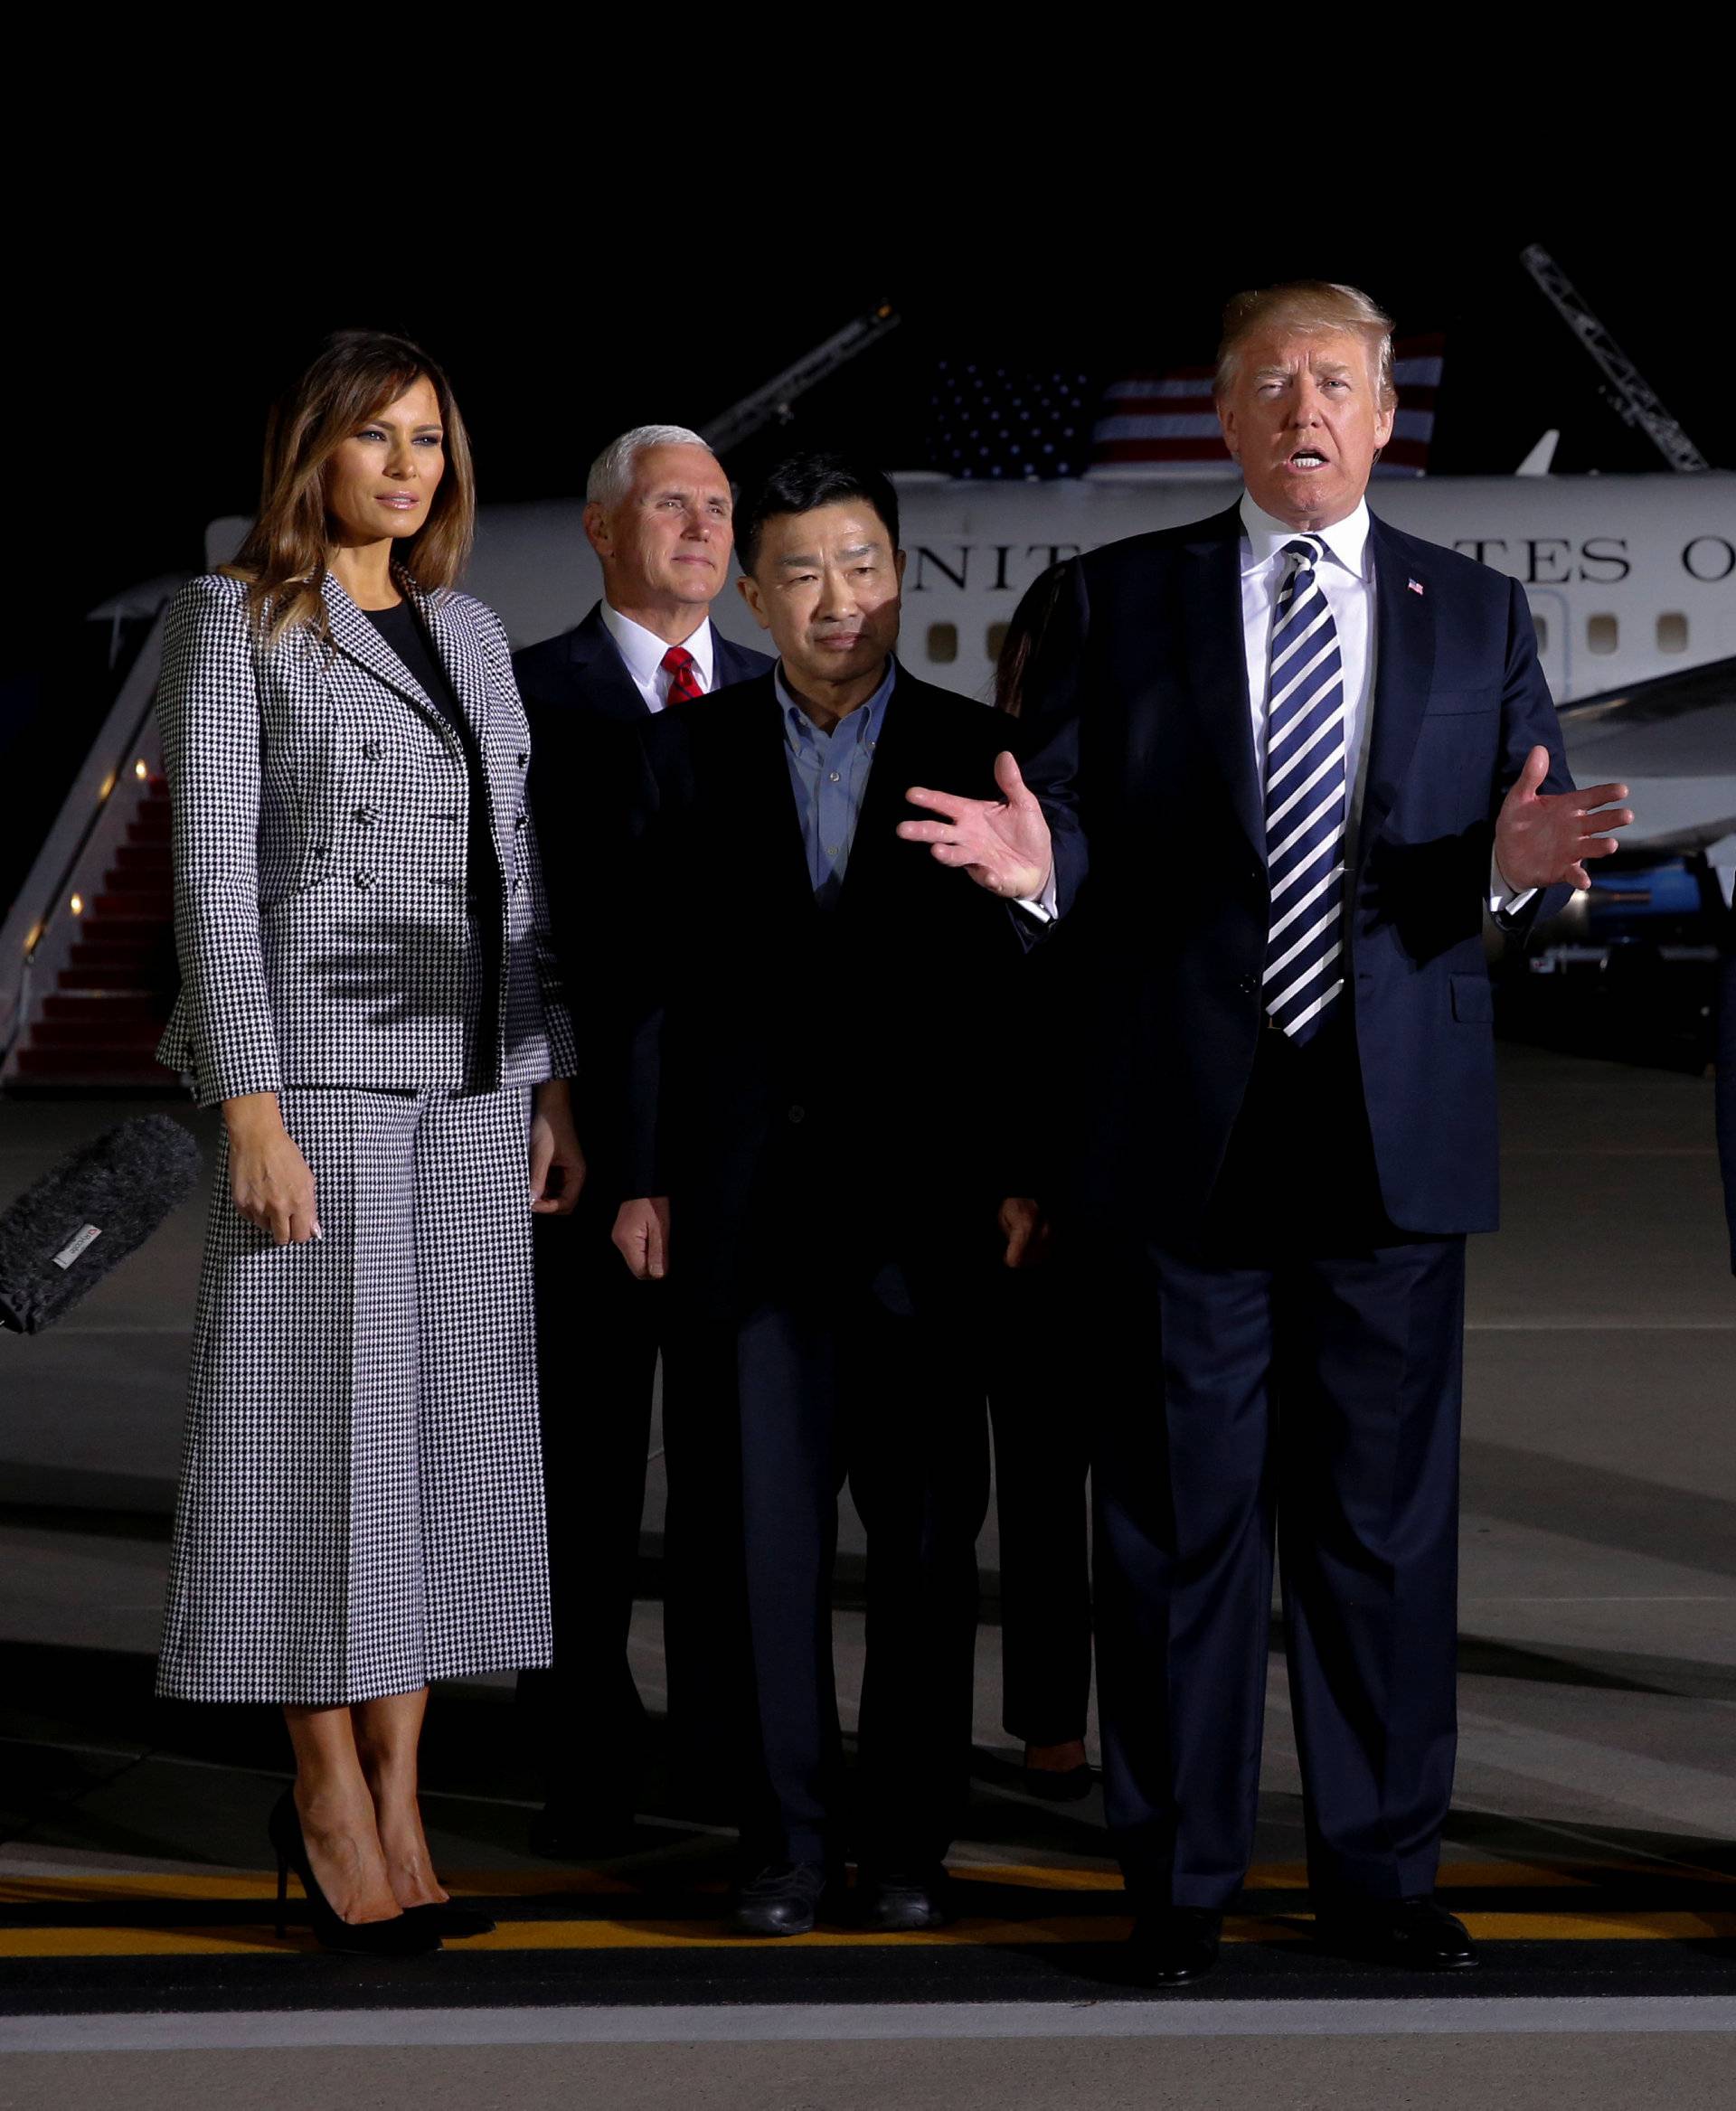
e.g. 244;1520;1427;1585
1355;515;1438;872
416;589;495;752
320;572;488;751
1179;506;1265;863
835;670;914;918
731;677;821;927
321;572;436;716
571;603;653;721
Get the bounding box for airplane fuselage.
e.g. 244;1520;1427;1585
209;472;1736;710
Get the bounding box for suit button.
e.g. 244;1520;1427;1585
511;877;524;897
514;809;528;832
1237;974;1258;995
362;740;383;761
355;805;381;825
787;1105;805;1125
1250;864;1263;885
517;749;530;768
354;871;377;891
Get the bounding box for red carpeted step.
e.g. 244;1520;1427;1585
40;994;163;1021
28;1020;165;1050
68;933;164;962
91;894;171;919
12;1045;171;1081
58;964;165;991
99;867;174;895
112;844;172;873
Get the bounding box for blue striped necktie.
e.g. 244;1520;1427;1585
1262;536;1348;1042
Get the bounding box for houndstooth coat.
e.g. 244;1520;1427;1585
153;567;574;1704
156;570;577;1105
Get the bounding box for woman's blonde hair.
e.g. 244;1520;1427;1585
1213;281;1397;408
225;329;476;644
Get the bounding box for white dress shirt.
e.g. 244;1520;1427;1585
1240;490;1378;849
599;602;717;712
1239;491;1531;917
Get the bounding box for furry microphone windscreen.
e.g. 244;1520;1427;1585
0;1115;204;1336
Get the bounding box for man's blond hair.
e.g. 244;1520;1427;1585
1213;281;1397;407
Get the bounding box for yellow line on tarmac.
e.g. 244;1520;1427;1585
2;1908;1733;1962
2;1857;1693;1912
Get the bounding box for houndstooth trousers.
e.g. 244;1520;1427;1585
156;1086;552;1705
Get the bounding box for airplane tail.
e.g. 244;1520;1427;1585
1086;334;1445;480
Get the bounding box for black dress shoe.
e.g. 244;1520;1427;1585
402;1900;497;1938
859;1869;952;1932
1127;1907;1223;1985
730;1861;831;1937
1019;1763;1096;1804
1313;1895;1479;1971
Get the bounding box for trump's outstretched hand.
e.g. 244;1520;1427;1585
1495;747;1634;892
896;751;1054;900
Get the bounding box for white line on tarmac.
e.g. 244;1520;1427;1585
1465;1321;1736;1331
6;1999;1736;2054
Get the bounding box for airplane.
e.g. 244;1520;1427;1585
204;460;1736;872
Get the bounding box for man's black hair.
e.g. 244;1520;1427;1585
735;452;901;577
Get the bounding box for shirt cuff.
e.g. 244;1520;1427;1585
1490;848;1538;923
1014;865;1060;923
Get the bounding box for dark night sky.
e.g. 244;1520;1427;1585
0;183;1712;905
17;213;1726;669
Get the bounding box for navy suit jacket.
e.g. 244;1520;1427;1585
513;600;773;728
1017;502;1574;1241
514;603;772;1192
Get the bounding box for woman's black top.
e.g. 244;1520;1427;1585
365;598;502;1088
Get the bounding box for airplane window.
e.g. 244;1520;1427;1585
1588;614;1618;655
986;622;1009;662
1531;615;1549;653
1657;611;1688;654
927;622;958;664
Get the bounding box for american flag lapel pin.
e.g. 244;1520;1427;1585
1407;578;1425;595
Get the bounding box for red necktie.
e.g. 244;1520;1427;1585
661;644;704;706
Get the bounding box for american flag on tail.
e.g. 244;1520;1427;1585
1086;335;1446;479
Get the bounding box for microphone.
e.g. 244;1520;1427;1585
0;1115;203;1335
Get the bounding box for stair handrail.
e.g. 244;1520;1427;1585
0;608;173;1069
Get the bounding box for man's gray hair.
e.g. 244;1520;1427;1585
585;424;714;508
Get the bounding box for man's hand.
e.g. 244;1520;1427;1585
999;1196;1053;1269
896;750;1054;900
1495;746;1634;891
530;1079;586;1216
612;1196;671;1280
224;1090;318;1246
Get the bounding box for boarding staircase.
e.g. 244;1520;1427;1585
8;775;175;1085
0;602;183;1090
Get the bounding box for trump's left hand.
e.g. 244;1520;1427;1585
897;751;1054;899
530;1079;586;1216
999;1196;1053;1269
1495;746;1634;892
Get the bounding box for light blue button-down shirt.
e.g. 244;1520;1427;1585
776;658;896;908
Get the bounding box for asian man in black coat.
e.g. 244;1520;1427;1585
611;454;1033;1935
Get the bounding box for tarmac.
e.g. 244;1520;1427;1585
2;1038;1733;2108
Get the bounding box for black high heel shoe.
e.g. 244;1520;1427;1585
401;1899;496;1938
268;1789;442;1956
